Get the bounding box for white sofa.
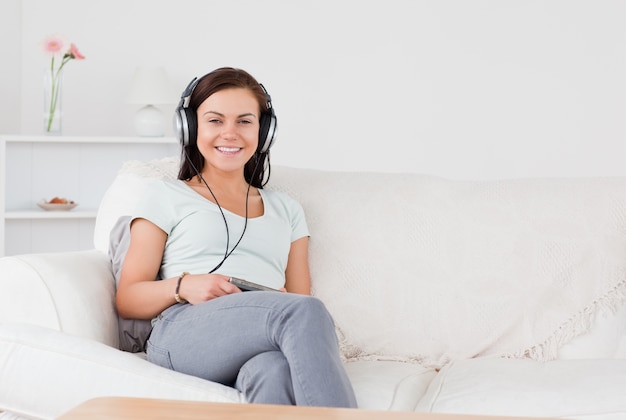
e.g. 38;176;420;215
1;157;626;419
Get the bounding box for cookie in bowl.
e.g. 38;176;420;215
37;197;78;211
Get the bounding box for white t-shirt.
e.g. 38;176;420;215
132;179;309;290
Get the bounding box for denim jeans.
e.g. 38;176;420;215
146;291;357;408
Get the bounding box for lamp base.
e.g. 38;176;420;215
134;105;164;137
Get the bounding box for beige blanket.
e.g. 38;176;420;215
270;167;626;368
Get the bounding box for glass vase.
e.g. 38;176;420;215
43;68;63;135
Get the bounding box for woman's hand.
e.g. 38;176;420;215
178;273;241;304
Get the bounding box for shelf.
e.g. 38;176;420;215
0;135;178;144
0;135;180;256
4;209;98;219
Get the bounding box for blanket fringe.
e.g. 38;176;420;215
336;279;626;367
335;326;445;369
516;278;626;361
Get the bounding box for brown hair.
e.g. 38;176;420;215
178;67;272;187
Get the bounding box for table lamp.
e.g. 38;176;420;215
127;66;174;136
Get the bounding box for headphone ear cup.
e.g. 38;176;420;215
257;111;277;153
174;106;197;147
175;77;201;147
183;108;197;147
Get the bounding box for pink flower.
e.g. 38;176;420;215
67;43;85;60
42;34;68;57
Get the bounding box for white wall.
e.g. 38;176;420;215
3;0;626;180
0;0;21;135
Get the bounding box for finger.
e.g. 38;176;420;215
220;279;242;294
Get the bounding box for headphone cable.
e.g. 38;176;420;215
184;150;263;274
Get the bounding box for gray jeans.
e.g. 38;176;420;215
146;291;357;408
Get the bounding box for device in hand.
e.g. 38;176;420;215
229;277;278;292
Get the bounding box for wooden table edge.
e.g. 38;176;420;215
56;396;558;420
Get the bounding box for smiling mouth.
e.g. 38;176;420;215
216;146;242;154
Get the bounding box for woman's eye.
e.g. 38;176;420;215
239;120;252;125
208;119;221;124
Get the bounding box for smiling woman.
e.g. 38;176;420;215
115;67;357;408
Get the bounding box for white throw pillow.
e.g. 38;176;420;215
93;156;179;254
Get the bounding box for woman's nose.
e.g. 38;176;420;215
220;121;237;138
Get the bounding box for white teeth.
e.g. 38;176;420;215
217;147;240;152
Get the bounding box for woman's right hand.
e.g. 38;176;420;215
177;273;242;305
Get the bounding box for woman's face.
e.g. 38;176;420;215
195;87;260;174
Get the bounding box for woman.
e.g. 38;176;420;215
116;67;357;408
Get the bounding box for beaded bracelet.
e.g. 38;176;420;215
174;272;190;304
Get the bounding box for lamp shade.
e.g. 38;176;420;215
127;66;175;136
127;66;174;105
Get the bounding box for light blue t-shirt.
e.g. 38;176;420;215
132;179;309;290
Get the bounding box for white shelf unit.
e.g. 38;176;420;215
0;135;179;257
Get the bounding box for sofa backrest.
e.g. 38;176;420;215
95;160;626;368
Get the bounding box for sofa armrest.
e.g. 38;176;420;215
0;250;119;348
0;324;242;419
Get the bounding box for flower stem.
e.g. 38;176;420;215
46;56;69;132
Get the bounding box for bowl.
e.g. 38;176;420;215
37;200;78;211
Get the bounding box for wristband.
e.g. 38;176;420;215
174;272;189;304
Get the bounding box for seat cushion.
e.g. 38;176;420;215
344;360;437;411
415;357;626;419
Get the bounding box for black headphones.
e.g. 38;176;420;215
174;73;277;153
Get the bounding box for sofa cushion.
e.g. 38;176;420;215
344;360;437;411
415;357;626;419
94;156;179;254
108;215;153;353
0;323;242;419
